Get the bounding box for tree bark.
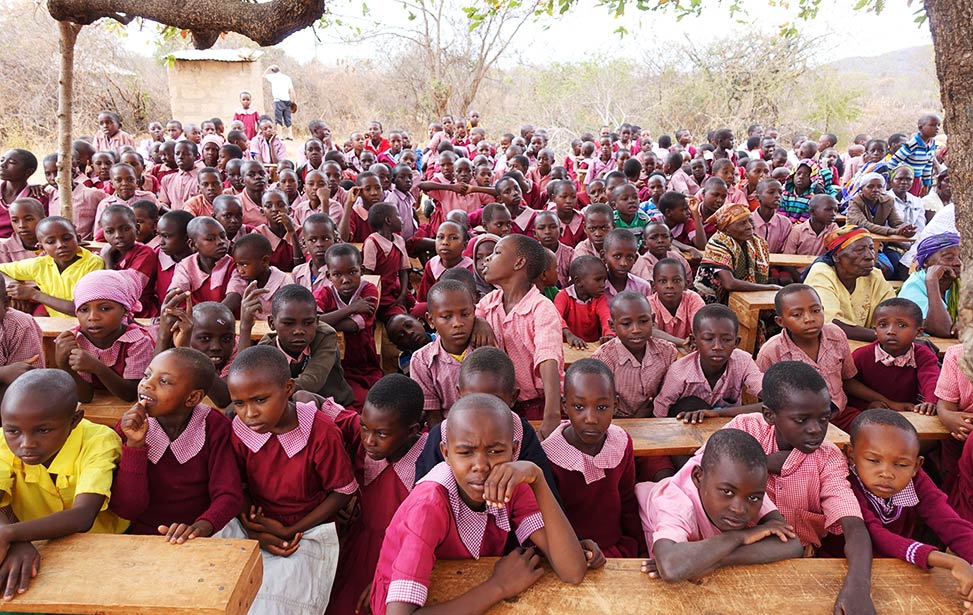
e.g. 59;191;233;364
56;20;81;219
925;0;973;377
47;0;326;49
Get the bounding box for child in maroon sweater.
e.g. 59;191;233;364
847;409;973;600
847;298;940;420
362;202;414;322
112;348;242;538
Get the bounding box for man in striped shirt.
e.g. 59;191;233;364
888;114;940;197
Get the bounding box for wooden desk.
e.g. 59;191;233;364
727;290;778;354
428;558;963;613
564;342;596;367
769;253;814;268
0;533;261;614
79;390;133;427
904;412;950;440
848;336;958;356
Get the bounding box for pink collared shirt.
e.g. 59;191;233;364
159;169;199;210
94;191;159;237
0;236;37;263
648;290;705;340
632;249;692;282
0;308;44;367
875;344;917;368
73;323;154;383
363;232;410;272
653;349;763;417
717;413;862;547
293;198;340;228
363;432;429;488
756;324;856;412
239;190;267;228
541;422;629;484
249;134;287;165
605;273;653;300
410;339;464;413
226;266;295;319
593;337;678;417
251;223;289;253
386;188;418;240
47;185;108;239
291;261;328;291
571;239;600;259
667;169;702;196
94;130;136;153
782;221;839;256
475;285;564;402
751;210;793;254
935;345;973;408
168;253;235;297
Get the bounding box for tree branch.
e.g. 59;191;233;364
47;0;326;48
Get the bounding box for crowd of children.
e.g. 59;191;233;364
0;107;968;614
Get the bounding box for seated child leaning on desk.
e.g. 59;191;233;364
0;370;128;599
638;428;803;583
370;394;591;615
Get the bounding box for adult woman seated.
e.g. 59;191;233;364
898;232;961;337
803;225;896;342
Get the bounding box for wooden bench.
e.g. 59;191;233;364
428;558;964;613
769;253;815;269
0;533;261;614
904;412;951;440
727;289;777;354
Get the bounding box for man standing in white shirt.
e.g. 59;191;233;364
263;65;296;140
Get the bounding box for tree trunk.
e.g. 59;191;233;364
56;20;81;219
925;0;973;376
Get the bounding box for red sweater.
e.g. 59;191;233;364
553;288;612;343
848;341;940;408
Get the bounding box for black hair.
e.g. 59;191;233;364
849;408;919;446
702;176;727;192
700;428;768;474
162;347;216;391
367;202;398;229
481;203;508;224
159;209;193;235
437;269;477;298
762;361;828;412
459;346;516;394
874;297;923;326
622;158;642;179
303;213;335;232
365;374;423;426
197;166;221;180
428;278;475;310
504;234;546;280
692;303;738;335
174;140;198;157
447;393;514;439
657;135;672;149
565;358;615;392
746;158;769;171
6;149;37;175
101;204;136;225
356;170;378;186
653;257;685;279
130;199;159;219
569;255;607;281
1;368;78;417
325;242;361;267
658;191;687;214
109;162;136;177
233;232;272;258
226;130;247;143
193;301;234;326
746;136;761;151
10;197;45;217
221;144;244;160
604;170;625;183
228;345;289;385
773;283;821;315
585;203;613;221
186;215;223;237
603;228;637;252
36;216;76;237
270;284;317;317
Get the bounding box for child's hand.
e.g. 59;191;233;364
245;505;292;539
913;402;938;416
739;518;796;545
68;348;100;374
241;282;270;323
483;460;540;508
120;401;149;448
675;409;719;424
949;561;973;608
456;182;471;195
686;247;704;261
335;495;360;526
640;558;659;577
490;547;544;600
879;400;916;413
355;582;373;615
351;296;378;316
346;186;361;205
565;331;588;350
53;330;78;370
3;355;38;383
470;317;498;348
597;335;614;345
6;282;35;302
314;185;330;205
251;529;302;557
0;542;39;600
580;539;606;569
158;520;214;543
939;409;973;442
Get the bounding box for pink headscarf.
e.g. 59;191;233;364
73;269;143;314
201;135;223;149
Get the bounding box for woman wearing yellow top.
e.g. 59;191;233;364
803;225;896;342
0;216;103;317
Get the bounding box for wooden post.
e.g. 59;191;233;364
56;20;81;219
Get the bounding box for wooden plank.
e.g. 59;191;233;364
728;290;777;354
563;342;596;368
78;390;132;427
903;412;950;440
0;534;261;615
428;558;963;613
769;253;815;268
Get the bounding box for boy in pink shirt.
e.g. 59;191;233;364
782;194;839;256
224;233;295;320
750;179;791;253
648;258;704;344
249;119;287;165
632;222;692;281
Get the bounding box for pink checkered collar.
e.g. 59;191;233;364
512;207;535;231
369;232;407;258
540;422;627;484
363;432;429;488
440;408;522;458
418;461;511;559
145;404;210;464
875;343;917;368
326;279;368;330
428;255;473;279
231;401;316;458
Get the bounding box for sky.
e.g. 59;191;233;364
123;0;932;65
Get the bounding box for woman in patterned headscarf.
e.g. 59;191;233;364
803;225;896;341
693;203;781;305
897;232;962;337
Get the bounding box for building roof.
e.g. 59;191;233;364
166;48;264;63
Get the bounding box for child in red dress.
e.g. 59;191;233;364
315;244;383;409
252;189;302;273
112;348;242;539
362;202;414;322
416;220;472;303
326;375;427;615
550;179;586;248
542;359;642;557
223;345;356;615
369;394;591;615
99;205;159;318
338;171;384;243
154;210;194;304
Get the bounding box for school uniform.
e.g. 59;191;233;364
476;286;564;420
935;344;973;519
571;238;601;259
0;307;44;368
343;199;374;244
159;169;200;211
649;290;705;340
292;198;338;228
154;250;182;307
363;232;413;320
667;168;702;196
233;109;261;140
71;322;154;390
326;432;429;615
552;241;574;288
94;130;137;153
553;285;611;343
751;210;792;253
757;324;857;420
557;210;586;248
653;349;763;418
613;210;652;247
250;134;287;165
542;423;642;557
716;413;863;548
167;253;235;304
0;418;128;534
100;242;159;318
93;191;159;239
385;188;418;241
409;339;464;416
425;185;484;232
604;273;653;301
369;461;545;615
632;250;692;282
850;342;940;411
314;279;383;408
782;221;839;256
239;189;267;228
111;406;242;535
416;255;474;303
251;224;296;273
226;266;295;320
291;261;328;292
510;207;538;238
182;193;215;218
257;325;355;408
47;183;107;240
227;224;254;251
593;337;678;418
0;249;104;318
0;235;37;263
226;402;356;615
637;455;777;555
